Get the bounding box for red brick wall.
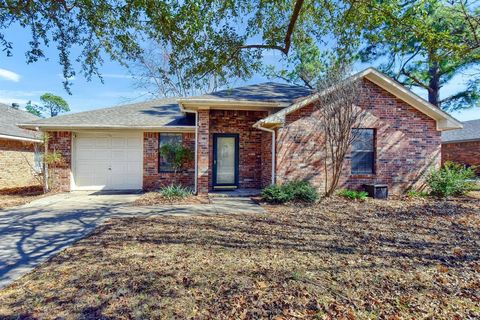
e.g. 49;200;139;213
442;141;480;175
143;132;195;190
209;110;267;190
196;109;269;193
197;110;210;194
46;131;72;192
0;138;39;189
276;78;441;195
261;131;273;187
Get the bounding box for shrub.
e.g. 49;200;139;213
262;181;318;204
406;189;429;198
160;184;192;200
285;181;319;203
427;161;476;198
338;189;369;200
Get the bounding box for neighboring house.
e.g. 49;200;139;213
19;68;462;194
0;103;42;190
442;119;480;175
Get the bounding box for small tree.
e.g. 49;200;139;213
159;143;194;183
26;93;70;117
23;134;64;193
314;65;367;197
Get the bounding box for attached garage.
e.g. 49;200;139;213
72;132;143;190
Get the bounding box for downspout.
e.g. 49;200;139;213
254;123;276;185
193;110;198;194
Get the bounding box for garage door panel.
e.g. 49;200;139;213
126;162;142;174
74;132;143;190
127;152;142;162
112;137;126;148
94;150;111;160
95;137;110;148
127;138;141;148
111;150;126;161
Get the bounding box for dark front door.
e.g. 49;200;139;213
213;133;239;189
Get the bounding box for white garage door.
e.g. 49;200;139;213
73;132;143;190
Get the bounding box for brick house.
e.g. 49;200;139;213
442;119;480;175
19;68;462;194
0;103;42;190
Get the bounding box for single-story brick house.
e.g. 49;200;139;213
442;118;480;175
19;68;462;194
0;103;42;190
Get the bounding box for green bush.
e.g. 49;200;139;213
427;161;476;198
338;189;369;200
406;189;429;198
262;181;318;204
160;184;192;200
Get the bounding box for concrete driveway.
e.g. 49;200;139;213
0;191;263;288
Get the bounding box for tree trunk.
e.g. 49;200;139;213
428;61;441;108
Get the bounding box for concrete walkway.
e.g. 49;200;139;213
0;192;263;288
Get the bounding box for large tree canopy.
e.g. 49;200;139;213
1;0;478;111
358;0;480;111
0;0;358;93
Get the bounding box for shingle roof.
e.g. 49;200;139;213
19;99;195;129
442;119;480;143
0;103;41;140
182;82;314;107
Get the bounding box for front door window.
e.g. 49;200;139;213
214;134;238;187
216;136;236;184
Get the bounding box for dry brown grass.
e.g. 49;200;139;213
0;185;44;209
133;192;210;206
0;195;479;319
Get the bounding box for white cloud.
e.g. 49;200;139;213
0;68;21;82
102;73;134;79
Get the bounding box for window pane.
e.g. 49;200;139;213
352;129;374;151
159;133;182;172
351;129;375;174
352;151;374;174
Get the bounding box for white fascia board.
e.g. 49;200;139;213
0;133;41;143
17;124;195;132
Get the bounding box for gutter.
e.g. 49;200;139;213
192;110;199;194
16;124;195;132
253;122;276;185
0;133;42;143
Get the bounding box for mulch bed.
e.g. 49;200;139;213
0;195;479;319
133;191;211;205
0;185;44;209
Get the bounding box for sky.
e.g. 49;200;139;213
1;24;479;122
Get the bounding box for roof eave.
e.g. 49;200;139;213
178;98;281;111
442;138;480;144
363;69;463;131
0;133;42;143
17;124;195;132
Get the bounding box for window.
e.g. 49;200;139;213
159;133;182;172
351;129;375;174
33;152;43;174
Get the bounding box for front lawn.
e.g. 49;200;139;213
0;185;44;210
0;195;479;319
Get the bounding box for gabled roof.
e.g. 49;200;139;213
442;119;480;143
256;68;463;131
19;99;195;131
178;82;314;109
0;103;41;142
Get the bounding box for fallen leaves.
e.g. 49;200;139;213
0;195;479;319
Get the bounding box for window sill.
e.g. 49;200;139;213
350;173;376;178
